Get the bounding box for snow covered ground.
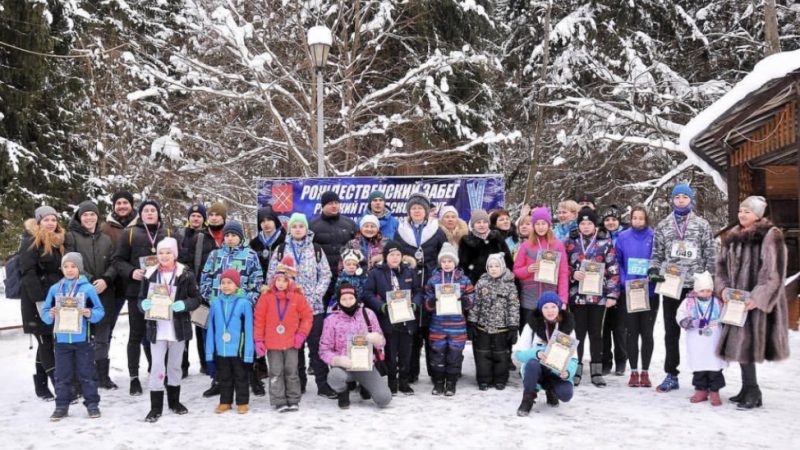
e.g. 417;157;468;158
0;295;798;450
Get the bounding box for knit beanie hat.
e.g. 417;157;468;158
208;202;228;220
439;205;458;219
337;282;357;301
671;183;695;203
368;190;385;203
287;212;308;230
275;256;298;279
437;242;459;265
470;209;490;227
382;240;403;261
537;291;561;311
257;206;281;229
35;205;58;223
577;207;599;226
740;196;767;219
485;252;506;272
360;214;380;230
576;192;596;207
406;192;431;216
74;201;100;221
693;271;714;293
342;248;364;265
220;269;241;288
187;203;207;220
222;220;245;242
320;191;340;207
156;237;179;258
531;207;552;226
138;199;162;222
111;191;134;206
61;252;84;273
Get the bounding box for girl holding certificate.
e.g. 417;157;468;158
513;207;569;327
512;292;577;416
363;241;424;395
715;196;790;410
564;207;621;387
615;206;657;388
139;237;201;422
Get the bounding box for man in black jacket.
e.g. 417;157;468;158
249;206;286;280
309;191;357;302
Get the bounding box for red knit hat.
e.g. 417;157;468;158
220;269;241;287
276;256;298;278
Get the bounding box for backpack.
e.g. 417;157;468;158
3;253;22;299
274;242;324;265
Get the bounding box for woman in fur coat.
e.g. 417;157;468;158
715;196;790;410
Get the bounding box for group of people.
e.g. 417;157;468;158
16;184;790;422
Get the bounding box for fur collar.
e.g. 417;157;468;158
723;219;777;246
530;308;575;340
396;219;441;246
441;219;469;246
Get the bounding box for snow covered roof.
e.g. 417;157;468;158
680;49;800;171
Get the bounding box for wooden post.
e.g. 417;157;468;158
727;149;739;226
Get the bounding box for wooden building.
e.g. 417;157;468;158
681;50;800;329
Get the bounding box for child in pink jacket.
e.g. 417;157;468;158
513;207;569;327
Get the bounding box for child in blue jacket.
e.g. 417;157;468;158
328;248;368;311
206;269;255;414
42;252;105;421
512;292;578;416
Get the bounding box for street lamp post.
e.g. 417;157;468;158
307;25;332;177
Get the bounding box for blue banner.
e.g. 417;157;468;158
256;175;504;223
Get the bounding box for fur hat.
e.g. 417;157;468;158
222;220;245;242
740;196;767;219
437;242;459;265
693;271;714;293
35;206;58;223
208;202;228;220
221;269;241;288
156;237;179;258
61;252;84;273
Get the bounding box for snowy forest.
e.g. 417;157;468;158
2;0;800;256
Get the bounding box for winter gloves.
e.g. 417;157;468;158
141;299;152;311
171;301;186;312
332;356;353;369
679;318;695;330
647;267;665;283
255;341;267;357
366;332;385;347
507;328;519;346
294;332;306;349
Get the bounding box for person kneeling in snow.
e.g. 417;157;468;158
320;283;392;409
513;292;578;417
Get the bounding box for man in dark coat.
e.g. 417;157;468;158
249;206;286;280
309;191;358;303
458;209;514;285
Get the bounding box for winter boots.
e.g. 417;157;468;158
737;386;763;410
628;371;640;387
709;391;722;406
87;404;101;418
690;390;709;403
250;372;266;397
573;363;583;387
445;376;457;397
202;380;220;397
215;403;232;413
359;385;371;400
337;391;350;409
431;377;445;396
316;383;338;399
145;391;164;423
590;363;606;387
166;385;188;415
516;391;537;417
96;359;118;390
398;379;414;395
130;376;143;396
33;373;54;401
50;406;69;421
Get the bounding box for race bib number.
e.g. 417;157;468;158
670;241;698;260
627;258;649;276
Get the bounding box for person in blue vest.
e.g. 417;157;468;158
361;190;398;239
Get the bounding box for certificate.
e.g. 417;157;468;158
435;283;462;316
386;289;415;324
578;261;605;296
139;255;159;271
145;283;174;321
191;304;210;329
542;331;578;373
625;279;650;313
535;250;560;285
655;264;684;299
720;288;749;327
54;294;85;335
347;336;373;371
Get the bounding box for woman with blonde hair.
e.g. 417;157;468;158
554;200;579;241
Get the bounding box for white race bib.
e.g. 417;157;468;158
669;241;698;260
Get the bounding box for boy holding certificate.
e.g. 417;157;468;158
205;269;255;414
363;241;423;395
469;253;520;391
676;271;727;406
512;292;578;416
42;252;105;421
254;258;313;412
423;243;475;396
139;237;201;422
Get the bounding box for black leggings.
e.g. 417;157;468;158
572;304;606;364
127;298;151;377
35;333;55;375
625;295;660;371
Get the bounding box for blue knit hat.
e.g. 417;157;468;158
187;203;207;220
537;291;561;310
671;183;694;203
287;212;308;230
222;220;245;242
